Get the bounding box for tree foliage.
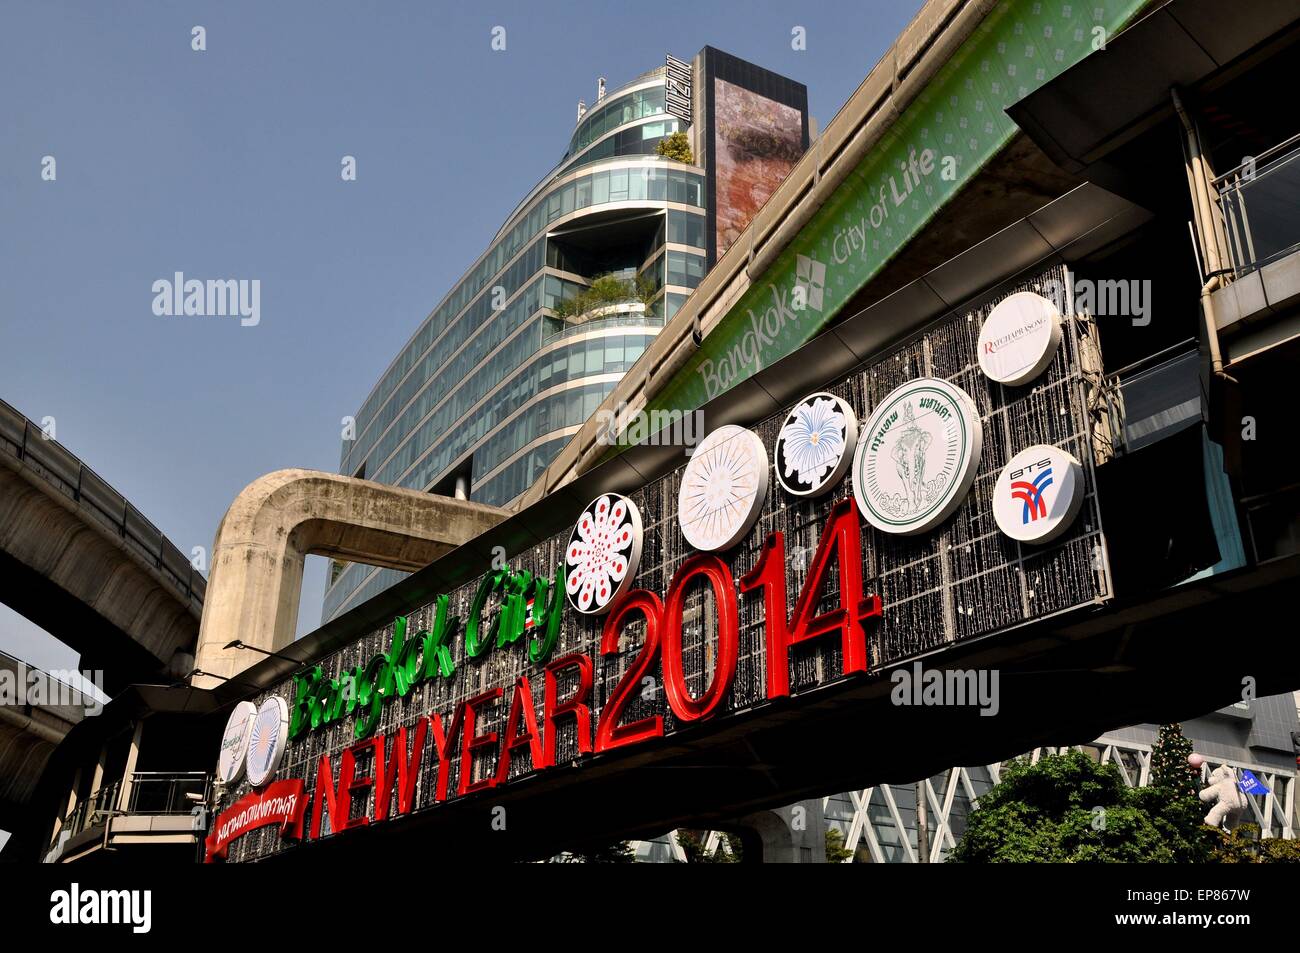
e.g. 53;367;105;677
825;827;853;863
570;841;635;863
1210;824;1300;863
952;751;1213;863
655;130;693;164
675;830;742;863
1151;723;1199;802
551;272;656;321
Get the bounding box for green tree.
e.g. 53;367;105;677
675;830;742;863
1151;724;1198;801
551;272;657;321
571;841;635;863
952;752;1211;863
655;131;693;164
1210;824;1300;863
1140;723;1215;861
825;827;853;863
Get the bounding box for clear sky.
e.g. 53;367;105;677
0;0;920;672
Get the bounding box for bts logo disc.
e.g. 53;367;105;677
993;444;1084;544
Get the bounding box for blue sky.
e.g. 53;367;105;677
0;0;920;672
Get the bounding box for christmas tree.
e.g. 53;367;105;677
1151;723;1199;801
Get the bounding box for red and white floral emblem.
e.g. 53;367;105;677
564;494;643;615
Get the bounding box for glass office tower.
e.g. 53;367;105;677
323;49;809;623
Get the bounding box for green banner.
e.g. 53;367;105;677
644;0;1146;421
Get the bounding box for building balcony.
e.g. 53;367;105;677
1218;136;1300;277
1209;139;1300;351
544;300;663;342
45;771;210;863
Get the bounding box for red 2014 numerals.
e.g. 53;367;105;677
596;502;881;748
302;504;882;838
594;591;664;752
595;554;741;752
741;499;882;698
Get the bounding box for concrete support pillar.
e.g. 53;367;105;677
733;798;827;863
194;469;508;687
52;766;82;838
116;721;143;813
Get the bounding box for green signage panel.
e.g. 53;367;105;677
643;0;1145;422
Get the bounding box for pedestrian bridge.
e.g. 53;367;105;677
0;650;90;831
0;398;204;694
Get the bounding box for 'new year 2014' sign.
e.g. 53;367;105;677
212;499;882;859
212;269;1107;861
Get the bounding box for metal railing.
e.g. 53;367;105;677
126;771;210;815
0;397;206;612
542;309;665;342
53;780;121;846
49;772;211;853
1215;134;1300;276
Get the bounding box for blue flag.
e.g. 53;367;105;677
1238;769;1270;795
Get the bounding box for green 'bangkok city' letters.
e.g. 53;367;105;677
288;564;564;741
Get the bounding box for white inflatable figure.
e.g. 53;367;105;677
1199;765;1248;828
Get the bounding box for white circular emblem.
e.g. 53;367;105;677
993;444;1084;544
216;700;257;785
774;392;858;498
852;378;983;536
678;425;769;551
564;494;643;615
977;291;1063;386
245;695;290;788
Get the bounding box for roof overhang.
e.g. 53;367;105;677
1007;0;1300;175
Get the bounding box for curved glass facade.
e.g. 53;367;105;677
325;51;810;625
324;71;709;622
567;83;667;159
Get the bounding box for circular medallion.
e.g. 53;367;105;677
245;695;290;788
852;378;983;536
774;392;858;497
564;494;643;615
677;425;769;551
993;444;1084;544
215;700;257;785
977;291;1063;386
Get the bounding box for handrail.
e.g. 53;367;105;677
1211;131;1300;187
1213;139;1300;276
1106;338;1199;381
543;312;665;343
0;646;99;699
48;772;211;852
126;771;210;815
50;780;122;847
0;397;206;609
129;770;209;776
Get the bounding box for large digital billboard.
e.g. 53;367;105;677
712;78;805;257
700;47;809;265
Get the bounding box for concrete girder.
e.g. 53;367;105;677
0;462;199;682
193;469;507;687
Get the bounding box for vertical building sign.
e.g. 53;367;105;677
665;53;693;126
